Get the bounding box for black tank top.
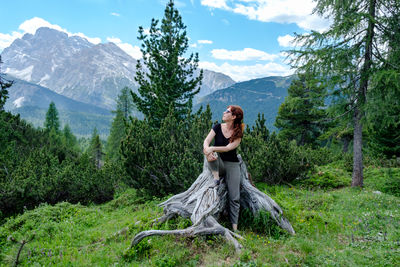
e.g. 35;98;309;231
212;123;239;162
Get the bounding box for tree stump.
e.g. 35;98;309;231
129;155;295;252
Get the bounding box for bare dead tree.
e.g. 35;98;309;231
128;155;295;252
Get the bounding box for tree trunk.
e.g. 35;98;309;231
352;106;363;187
352;0;376;187
128;155;295;252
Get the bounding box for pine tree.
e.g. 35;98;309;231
62;124;78;151
0;56;13;110
245;113;269;141
132;0;203;128
289;0;400;186
366;5;400;158
116;86;135;120
106;87;135;162
121;105;213;197
275;73;326;146
88;128;103;169
105;109;125;162
44;102;60;133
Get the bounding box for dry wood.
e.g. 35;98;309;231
129;155;295;252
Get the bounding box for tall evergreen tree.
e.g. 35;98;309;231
275;73;326;146
106;87;135;162
0;56;13;110
44;102;60;133
116;86;135;120
88;128;103;169
289;0;400;186
105;109;125;162
132;0;203;128
62;124;78;150
366;4;400;158
245;113;269;141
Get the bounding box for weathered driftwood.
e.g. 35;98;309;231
129;155;295;252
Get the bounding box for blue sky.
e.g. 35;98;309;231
0;0;329;81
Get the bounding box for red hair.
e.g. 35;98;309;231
228;105;244;143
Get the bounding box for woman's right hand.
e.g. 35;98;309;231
206;152;217;162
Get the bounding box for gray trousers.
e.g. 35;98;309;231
208;156;240;224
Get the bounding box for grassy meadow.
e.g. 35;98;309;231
0;166;399;266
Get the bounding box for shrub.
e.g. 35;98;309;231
0;111;122;218
121;106;212;198
335;149;400;172
300;165;351;189
365;167;400;196
238;209;286;238
239;133;314;184
56;153;116;204
0;150;117;218
381;168;400;196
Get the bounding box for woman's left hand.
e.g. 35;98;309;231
204;147;214;155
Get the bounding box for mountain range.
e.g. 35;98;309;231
1;26;294;137
195;75;294;130
1;27;234;110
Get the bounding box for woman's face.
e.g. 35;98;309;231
222;107;235;122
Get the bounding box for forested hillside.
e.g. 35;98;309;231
195;75;294;129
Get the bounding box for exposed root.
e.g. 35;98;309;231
130;217;242;252
128;155;294;252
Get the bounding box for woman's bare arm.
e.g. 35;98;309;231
207;138;241;153
203;129;216;154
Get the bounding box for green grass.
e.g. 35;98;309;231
1;168;399;266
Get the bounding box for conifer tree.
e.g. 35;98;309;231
275;73;326;146
44;102;60;133
106;87;135;162
132;0;203;128
245;113;269;141
62;124;78;150
289;0;400;186
88;128;103;169
0;56;13;110
105;109;125;162
366;5;400;158
116;86;135;119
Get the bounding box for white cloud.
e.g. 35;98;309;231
110;12;120;17
277;33;309;49
277;34;295;47
0;31;23;51
19;17;66;34
199;61;293;81
198;40;213;44
211;48;278;61
201;0;330;32
73;32;101;44
106;37;142;59
0;17;102;51
189;40;213;49
201;0;230;9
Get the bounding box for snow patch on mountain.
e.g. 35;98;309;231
13;96;25;108
39;74;50;85
6;66;34;81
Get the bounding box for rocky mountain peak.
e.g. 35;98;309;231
1;26;235;110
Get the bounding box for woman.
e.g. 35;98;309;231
203;105;244;232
